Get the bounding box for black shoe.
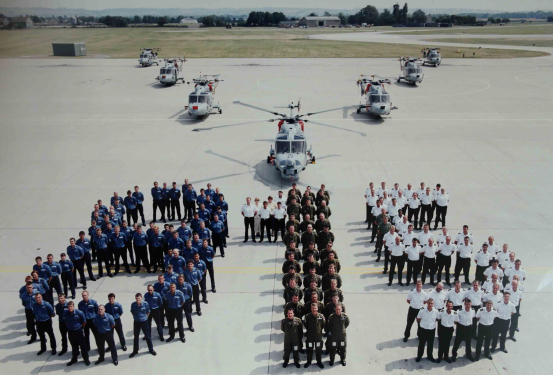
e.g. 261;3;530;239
428;357;436;363
253;240;257;243
376;257;380;262
415;357;421;362
181;338;186;343
406;282;410;286
468;356;475;362
134;270;140;274
304;362;311;368
97;275;102;279
317;362;324;369
28;337;36;345
433;227;438;230
403;337;408;342
329;360;334;366
129;352;138;358
114;360;118;366
71;296;75;299
516;327;520;332
150;350;157;356
475;355;480;361
282;361;288;368
299;349;305;354
197;311;202;316
108;274;113;278
37;349;46;355
190;327;195;332
490;347;496;353
58;350;67;356
121;345;127;351
203;299;208;304
341;360;346;366
294;361;300;368
52;349;57;355
388;282;392;286
399;282;404;286
90;277;97;281
166;336;174;342
370;240;374;243
445;357;451;363
83;286;87;290
84;359;90;366
437;358;442;363
510;336;517;342
383;270;387;274
67;359;77;366
259;240;263;243
95;358;104;365
160;336;165;342
212;288;216;293
142;336;146;341
502;348;508;353
222;254;225;258
114;272;119;276
243;240;247;243
486;354;493;360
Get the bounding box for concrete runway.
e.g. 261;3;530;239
1;55;553;374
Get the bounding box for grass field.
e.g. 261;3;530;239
427;37;553;48
390;23;553;35
0;27;548;58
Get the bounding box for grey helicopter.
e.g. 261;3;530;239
235;100;341;180
397;56;424;85
421;47;442;67
184;74;223;116
138;48;160;67
155;57;186;85
356;75;398;117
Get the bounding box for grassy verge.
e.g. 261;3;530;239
427;38;553;48
0;27;548;58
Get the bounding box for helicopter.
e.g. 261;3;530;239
397;57;424;85
155;57;186;86
356;75;398;117
184;74;223;116
138;48;160;67
235;100;341;180
421;47;442;67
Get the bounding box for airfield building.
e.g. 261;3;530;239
9;16;33;29
299;16;340;27
180;18;201;28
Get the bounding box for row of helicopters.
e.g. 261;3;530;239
136;47;442;180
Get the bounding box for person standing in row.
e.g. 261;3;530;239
67;238;87;290
55;294;68;356
404;280;427;342
416;298;438;363
327;304;349;366
64;301;90;366
78;291;98;352
92;305;118;366
241;197;257;243
105;293;126;351
451;299;475;362
124;190;138;226
129;293;156;358
474;300;497;361
281;308;302;368
388;236;406;286
169;182;182;221
145;285;165;342
303;303;325;369
183;260;203;316
165;283;186;343
434;188;449;229
151;182;165;223
133;225;151;274
491;291;516;354
33;293;57;356
437;301;455;363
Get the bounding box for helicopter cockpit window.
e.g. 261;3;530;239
369;95;380;104
291;141;306;154
428;53;437;58
198;95;207;104
276;141;289;154
407;67;422;74
189;95;198;103
166;68;174;75
381;94;390;103
160;69;166;74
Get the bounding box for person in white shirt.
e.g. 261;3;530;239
501;252;517;286
405;237;422;286
434;188;449;229
404;280;426;341
446;280;465;311
504;259;526;284
482;283;503;309
415;298;439;362
272;202;287;243
390;183;401;199
486;236;500;263
451;299;475;362
474;244;492;283
382;225;399;274
491;291;516;353
381;191;391;208
475;300;498;360
258;201;273;243
253;198;262;239
275;191;286;208
418;225;434;248
437;300;455;363
483;260;504;281
387;198;400;224
416;182;426;202
436;227;449;246
508;280;523;340
365;187;377;228
454;225;474;246
397;190;408;215
403;183;414;200
364;182;374;222
407;193;421;230
420;187;433;229
454;236;473;285
437;236;456;286
369;200;383;242
241;197;257;243
395;214;409;234
482;273;504;294
426;283;447;310
388;237;406;286
421;238;437;285
401;224;416;247
376;181;388;198
431;183;441;221
496;244;511;270
464;281;484;338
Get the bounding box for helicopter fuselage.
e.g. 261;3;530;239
399;59;424;84
269;121;313;179
423;49;442;66
157;61;184;85
364;84;392;116
138;51;159;67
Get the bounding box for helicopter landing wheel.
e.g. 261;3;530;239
267;156;271;164
397;78;401;83
311;156;316;163
356;109;360;114
219;109;222;114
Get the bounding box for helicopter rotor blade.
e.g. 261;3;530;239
301;107;344;117
233;101;286;117
307;120;367;137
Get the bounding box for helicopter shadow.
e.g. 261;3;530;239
148;82;184;89
349;112;386;126
392;81;419;88
170;109;209;126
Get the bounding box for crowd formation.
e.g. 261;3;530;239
19;180;228;366
239;183;351;368
363;181;526;364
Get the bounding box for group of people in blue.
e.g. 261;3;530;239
19;181;229;366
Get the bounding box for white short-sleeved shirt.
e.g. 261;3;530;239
436;194;449;207
275;197;286;208
508;289;523;306
406;245;422;261
366;195;378;206
371;205;383;217
420;193;433;205
387;204;399;217
446;288;465;307
464;288;484;307
241;204;256;218
383;232;399;246
505;268;526;283
389;243;406;257
482;281;503;293
483;267;504;279
417;307;439;330
483;291;503;309
422;244;437;259
457;308;475;326
495;301;516;320
267;201;277;212
426;289;447;310
505;282;525;293
396;220;409;234
418;232;434;247
501;259;516;272
439;310;456;328
382;197;392;207
396;196;408;207
496;251;511;266
389;188;401;199
487;242;500;257
455;232;473;245
273;207;287;220
457;244;473;259
376;187;389;198
438;243;456;257
476;308;497;326
408;198;420;209
258;208;271;219
436;233;449;245
403;188;414;200
364;187;372;197
407;289;427;309
474;251;492;267
417;188;426;199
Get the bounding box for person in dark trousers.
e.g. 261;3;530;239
64;301;90;366
170;182;182;221
32;293;57;355
93;304;118;366
183;260;203;315
165;283;187;343
132;186;146;225
55;293;68;356
124;190;138;225
437;301;455;363
199;239;216;293
76;232;95;281
144;285;165;342
59;253;75;299
241;197;257;243
151;181;165;223
129;293;156;357
67;238;87;290
21;283;38;345
132;225;151;274
415;298;438;363
78;291;98;352
105;293;127;351
451;299;475;362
